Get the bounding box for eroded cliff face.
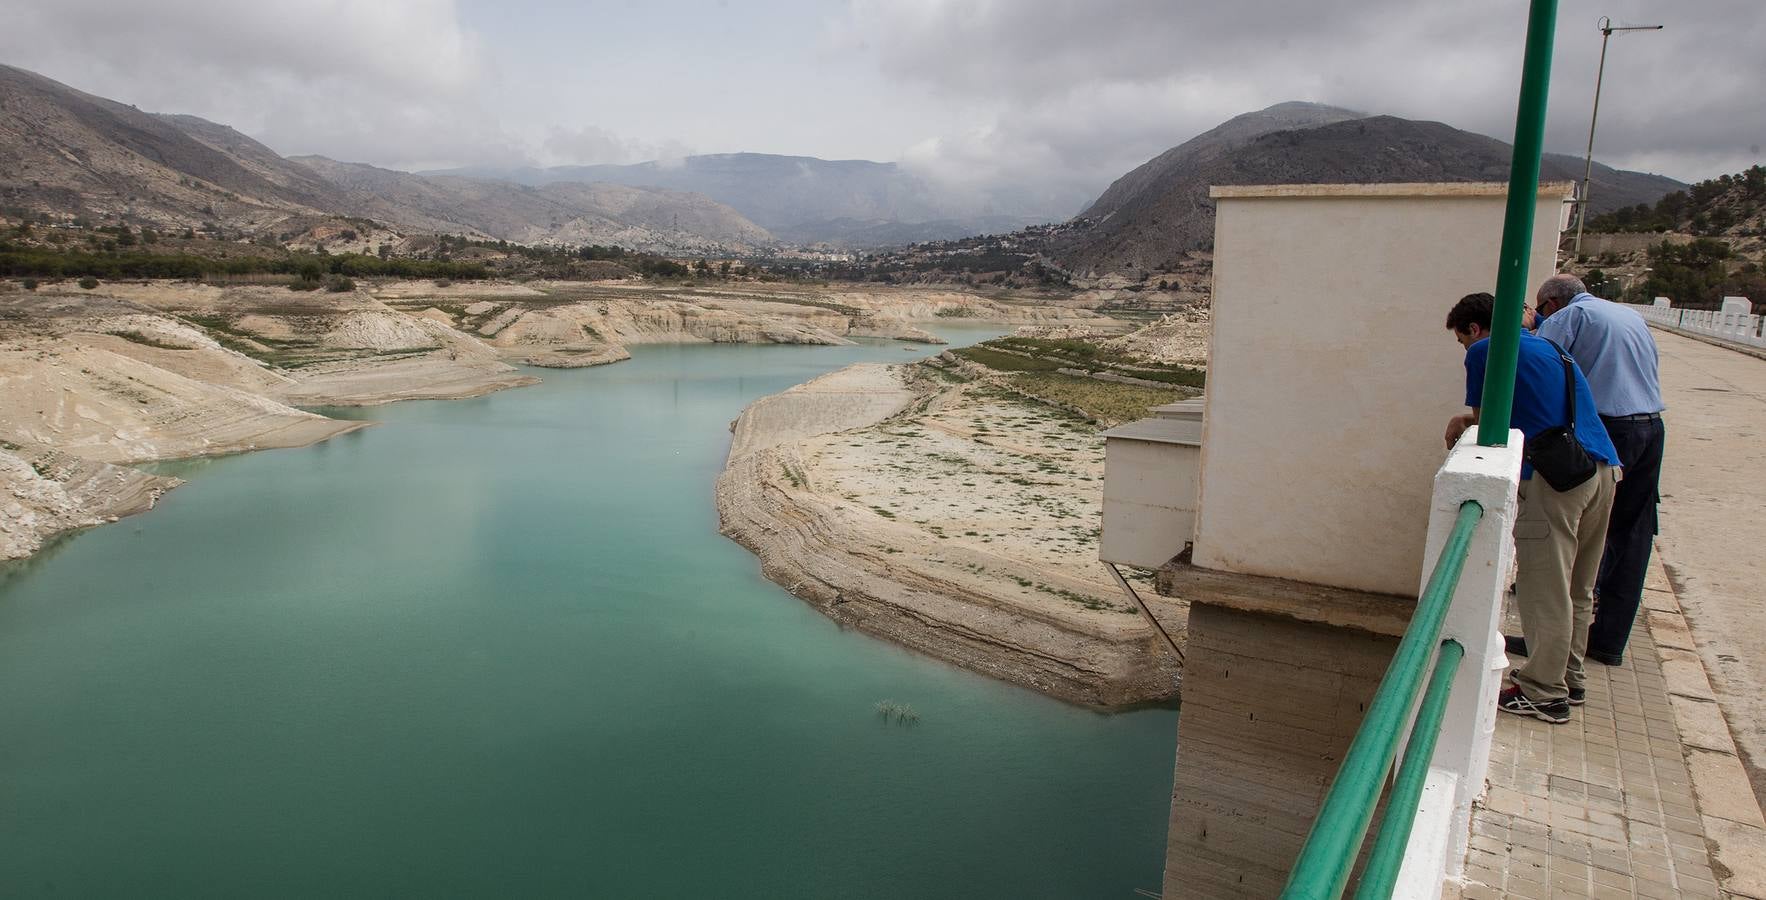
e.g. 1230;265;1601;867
714;362;1183;707
0;440;179;560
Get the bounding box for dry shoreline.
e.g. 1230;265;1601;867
1;278;1102;560
714;360;1185;708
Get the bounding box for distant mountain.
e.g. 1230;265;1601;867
1053;103;1688;275
0;64;774;254
431;153;1055;247
290;156;772;253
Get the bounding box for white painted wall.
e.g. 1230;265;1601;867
1192;183;1572;596
1101;429;1200;568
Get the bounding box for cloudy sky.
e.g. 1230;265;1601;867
2;0;1760;216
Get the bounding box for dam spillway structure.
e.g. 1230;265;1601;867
1102;182;1574;897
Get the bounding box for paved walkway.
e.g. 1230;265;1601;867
1651;330;1766;796
1453;329;1766;899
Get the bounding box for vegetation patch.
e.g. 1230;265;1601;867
949;345;1065;372
875;700;920;726
1007;372;1189;426
109;331;190;351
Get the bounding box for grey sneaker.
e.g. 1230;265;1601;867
1568;686;1586;706
1498;686;1571;724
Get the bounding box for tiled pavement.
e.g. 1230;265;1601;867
1454;556;1766;899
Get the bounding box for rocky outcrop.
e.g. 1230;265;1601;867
0;440;180;560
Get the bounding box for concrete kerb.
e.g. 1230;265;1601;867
1644;545;1766;898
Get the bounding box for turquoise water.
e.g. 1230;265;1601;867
0;327;1177;898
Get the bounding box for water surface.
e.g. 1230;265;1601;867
0;326;1178;898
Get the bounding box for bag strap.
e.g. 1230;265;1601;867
1542;337;1577;433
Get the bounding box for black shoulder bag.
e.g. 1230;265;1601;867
1523;339;1598;492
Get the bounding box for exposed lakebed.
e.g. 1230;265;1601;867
0;326;1177;898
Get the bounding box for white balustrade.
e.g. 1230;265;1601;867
1636;297;1766;349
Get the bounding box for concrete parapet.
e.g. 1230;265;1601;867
1394;431;1523;899
1637;298;1765;349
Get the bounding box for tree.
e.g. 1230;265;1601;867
79;277;98;289
1643;238;1731;307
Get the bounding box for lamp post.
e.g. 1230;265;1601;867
1618;267;1652;301
1573;16;1664;258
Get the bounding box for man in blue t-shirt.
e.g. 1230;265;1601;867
1444;292;1621;724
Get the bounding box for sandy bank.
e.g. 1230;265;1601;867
716;361;1183;707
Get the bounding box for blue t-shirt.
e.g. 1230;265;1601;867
1464;332;1621;480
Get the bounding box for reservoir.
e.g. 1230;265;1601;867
0;327;1178;898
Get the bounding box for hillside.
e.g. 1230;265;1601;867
1587;165;1766;241
433;154;1053;247
0;63;335;229
1053;104;1686;275
0;65;774;255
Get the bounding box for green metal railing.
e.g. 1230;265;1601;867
1279;501;1484;899
1355;639;1466;899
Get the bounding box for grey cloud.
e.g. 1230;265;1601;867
0;0;528;169
542;125;695;167
843;0;1765;199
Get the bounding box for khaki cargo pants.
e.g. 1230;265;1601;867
1511;464;1618;702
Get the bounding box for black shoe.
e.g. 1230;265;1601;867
1587;650;1624;667
1504;635;1529;658
1498;686;1571;724
1568;686;1586;706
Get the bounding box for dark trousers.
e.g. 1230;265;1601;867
1588;416;1666;659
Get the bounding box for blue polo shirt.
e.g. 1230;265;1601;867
1464;332;1621;480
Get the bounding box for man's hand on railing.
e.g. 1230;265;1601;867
1444;412;1477;449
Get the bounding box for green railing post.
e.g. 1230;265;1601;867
1477;0;1560;448
1352;640;1467;900
1280;501;1484;899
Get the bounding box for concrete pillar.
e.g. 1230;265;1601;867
1156;573;1415;897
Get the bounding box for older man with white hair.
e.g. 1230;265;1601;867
1532;273;1665;668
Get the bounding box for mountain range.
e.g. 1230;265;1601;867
0;64;773;254
1048;102;1688;275
429;155;1055;246
1;64;1688;272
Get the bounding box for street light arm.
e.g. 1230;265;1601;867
1573;18;1664;257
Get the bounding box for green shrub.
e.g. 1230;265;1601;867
288;278;321;292
325;275;355;293
21;277;36;290
78;276;98;290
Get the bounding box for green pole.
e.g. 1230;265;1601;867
1477;0;1559;448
